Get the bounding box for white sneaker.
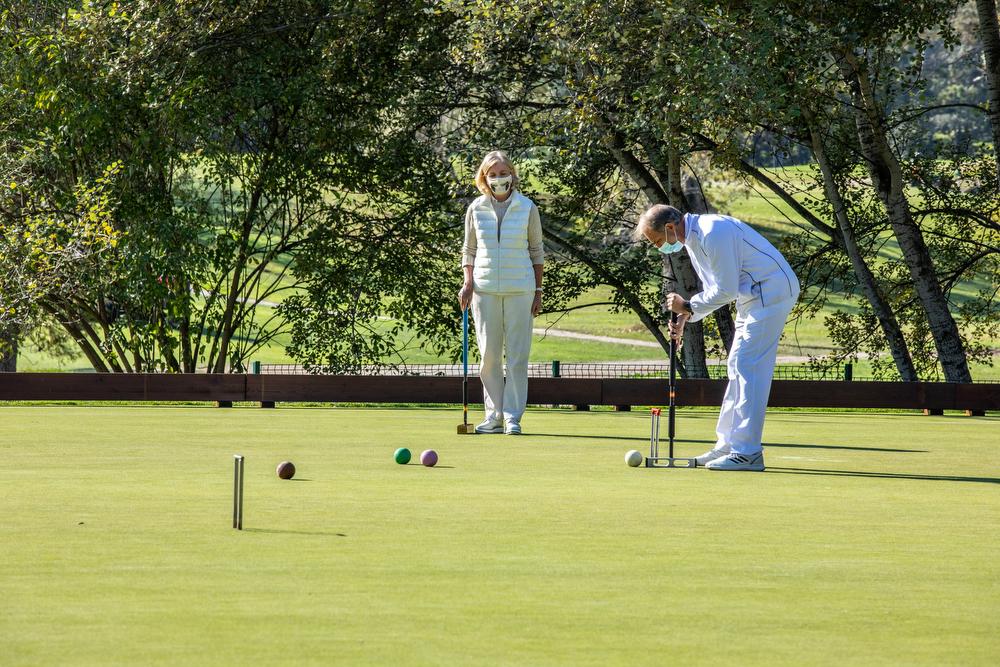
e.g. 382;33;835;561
475;419;503;434
504;420;522;435
706;451;765;472
695;444;731;466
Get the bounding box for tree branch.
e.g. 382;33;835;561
692;132;839;241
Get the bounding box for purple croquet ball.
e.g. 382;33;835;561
420;449;438;467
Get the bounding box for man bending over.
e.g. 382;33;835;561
634;205;799;471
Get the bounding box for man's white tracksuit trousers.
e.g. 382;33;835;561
718;296;797;456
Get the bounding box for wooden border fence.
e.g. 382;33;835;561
0;373;994;413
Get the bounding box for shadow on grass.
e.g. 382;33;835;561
526;434;925;454
767;466;999;485
526;433;713;444
244;528;347;537
394;465;456;469
764;442;926;453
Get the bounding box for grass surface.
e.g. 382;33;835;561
2;406;998;665
15;325;665;370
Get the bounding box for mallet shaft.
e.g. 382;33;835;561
462;308;469;426
668;312;677;459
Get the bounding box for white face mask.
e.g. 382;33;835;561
487;175;512;195
657;240;684;255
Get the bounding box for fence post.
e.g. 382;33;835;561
215;362;240;406
544;360;560;410
252;360;275;409
551;360;588;411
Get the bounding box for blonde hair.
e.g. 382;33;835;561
474;150;519;196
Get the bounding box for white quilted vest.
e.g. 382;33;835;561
471;192;535;294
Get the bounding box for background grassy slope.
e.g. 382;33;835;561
19;166;998;378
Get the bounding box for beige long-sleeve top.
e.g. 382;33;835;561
461;196;545;267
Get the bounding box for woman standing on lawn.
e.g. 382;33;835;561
457;151;544;435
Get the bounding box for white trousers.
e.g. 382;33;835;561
470;291;534;423
716;297;797;455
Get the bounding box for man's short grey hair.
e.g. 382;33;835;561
632;204;683;242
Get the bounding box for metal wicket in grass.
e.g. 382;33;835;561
645;312;697;469
233;454;245;529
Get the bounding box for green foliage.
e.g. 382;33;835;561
0;0;470;372
0;160;122;336
667;0;995;380
0;0;995;378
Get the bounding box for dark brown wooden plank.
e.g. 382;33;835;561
143;374;246;401
254;375;482;403
955;382;1000;411
601;379;727;406
768;381;915;409
0;373;993;411
249;375;603;405
527;378;602;405
0;373;146;400
0;373;247;401
766;380;961;410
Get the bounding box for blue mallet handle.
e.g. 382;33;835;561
462;308;469;425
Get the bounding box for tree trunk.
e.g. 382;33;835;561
0;331;16;372
692;132;838;241
607;132;709;376
682;174;736;354
640;135;738;370
40;302;110;372
606;128;669;203
540;228;675;354
804;110;918;381
662;250;708;378
662;147;708;378
180;278;195;373
212;152;272;373
840;50;972;382
976;0;1000;189
660;143;707;375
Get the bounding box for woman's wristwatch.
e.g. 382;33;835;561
682;300;693;314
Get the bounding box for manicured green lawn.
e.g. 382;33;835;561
2;406;997;665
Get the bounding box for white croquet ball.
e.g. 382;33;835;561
625;450;644;467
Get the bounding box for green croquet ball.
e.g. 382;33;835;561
394;448;412;465
625;450;643;467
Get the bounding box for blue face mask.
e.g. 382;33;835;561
657;240;684;255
